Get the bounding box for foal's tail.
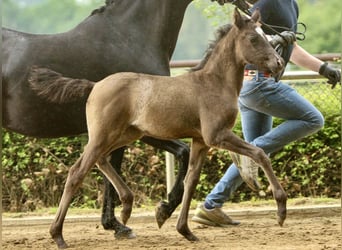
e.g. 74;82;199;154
28;66;95;104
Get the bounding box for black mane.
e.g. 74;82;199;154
90;0;117;16
190;24;233;72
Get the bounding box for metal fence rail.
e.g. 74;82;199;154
169;53;340;69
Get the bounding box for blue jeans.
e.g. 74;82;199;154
205;77;324;208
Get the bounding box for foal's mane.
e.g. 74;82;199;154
90;0;117;16
190;24;233;72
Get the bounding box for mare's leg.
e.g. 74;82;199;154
176;139;209;241
102;147;135;239
140;137;190;228
205;128;287;225
50;146;100;249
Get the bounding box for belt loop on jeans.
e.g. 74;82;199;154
244;70;271;80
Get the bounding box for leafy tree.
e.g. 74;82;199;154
2;0;213;60
193;0;341;53
2;0;102;34
296;0;340;53
2;0;340;57
171;3;215;60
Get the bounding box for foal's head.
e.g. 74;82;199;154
233;8;284;74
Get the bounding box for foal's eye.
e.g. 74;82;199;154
249;34;259;44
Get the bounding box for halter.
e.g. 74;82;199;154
255;26;268;41
231;0;306;41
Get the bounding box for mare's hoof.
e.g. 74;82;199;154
155;201;171;228
114;228;136;239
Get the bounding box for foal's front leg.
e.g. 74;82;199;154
176;139;209;241
206;129;287;225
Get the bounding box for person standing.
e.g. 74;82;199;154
192;0;341;227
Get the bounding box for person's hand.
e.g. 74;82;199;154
270;31;296;48
319;62;341;89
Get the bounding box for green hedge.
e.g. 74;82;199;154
2;112;340;212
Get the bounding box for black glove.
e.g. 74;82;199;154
270;31;296;48
319;62;341;89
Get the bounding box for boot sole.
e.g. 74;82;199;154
192;215;235;227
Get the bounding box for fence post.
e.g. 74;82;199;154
165;152;175;198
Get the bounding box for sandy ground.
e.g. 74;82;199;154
2;204;341;250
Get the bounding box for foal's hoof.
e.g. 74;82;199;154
114;228;136;240
278;217;285;227
120;209;132;225
184;233;199;242
276;197;287;226
52;236;68;249
277;210;287;227
177;226;199;242
155;201;171;228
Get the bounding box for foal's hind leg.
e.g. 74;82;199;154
141;137;190;228
96;156;134;226
101;147;135;239
50;147;100;249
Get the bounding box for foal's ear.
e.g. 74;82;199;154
251;9;261;23
233;8;244;29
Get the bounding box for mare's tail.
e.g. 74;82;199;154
28;66;95;104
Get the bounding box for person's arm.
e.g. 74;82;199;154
290;42;322;72
290;42;341;88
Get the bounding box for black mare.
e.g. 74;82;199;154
2;0;196;238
